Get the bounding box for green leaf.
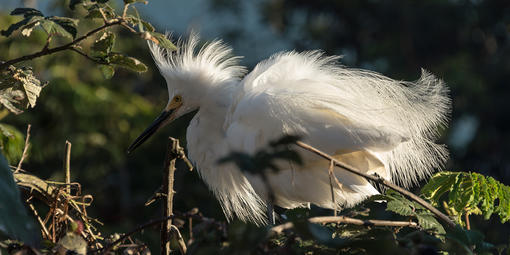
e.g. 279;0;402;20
386;199;414;216
40;18;76;39
0;153;40;245
92;32;115;53
147;32;177;51
422;171;510;226
99;65;115;79
48;17;78;39
126;15;155;32
109;53;148;72
10;8;43;18
421;171;460;205
416;214;445;235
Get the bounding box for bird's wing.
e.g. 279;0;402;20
225;50;450;187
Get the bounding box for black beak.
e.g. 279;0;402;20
127;109;174;154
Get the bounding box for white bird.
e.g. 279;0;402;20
128;34;450;225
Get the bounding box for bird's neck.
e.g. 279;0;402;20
186;85;236;167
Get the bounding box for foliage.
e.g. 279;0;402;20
377;190;445;236
422;171;510;225
0;154;39;246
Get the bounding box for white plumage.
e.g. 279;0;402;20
134;34;450;225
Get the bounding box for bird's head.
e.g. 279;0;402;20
127;33;245;153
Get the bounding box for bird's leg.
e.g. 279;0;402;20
267;202;275;225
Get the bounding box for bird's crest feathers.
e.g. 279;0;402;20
148;33;246;90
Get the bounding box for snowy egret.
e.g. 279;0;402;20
128;34;450;225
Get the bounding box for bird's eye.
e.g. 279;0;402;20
174;95;182;103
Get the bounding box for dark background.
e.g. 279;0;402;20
1;0;509;250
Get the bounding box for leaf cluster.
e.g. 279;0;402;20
1;8;78;39
421;171;510;225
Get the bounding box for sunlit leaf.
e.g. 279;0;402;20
422;171;510;225
421;171;460;205
148;32;177;51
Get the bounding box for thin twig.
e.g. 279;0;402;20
327;160;337;217
120;22;138;34
122;3;130;19
15;124;31;173
27;199;51;239
270;215;419;235
170;225;187;254
64;141;71;195
98;8;109;24
465;212;470;230
96;216;174;254
295;141;456;228
0;20;122;69
69;47;106;65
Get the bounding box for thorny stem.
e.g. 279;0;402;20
162;138;178;255
295;141;457;229
0;19;122;69
162;137;188;255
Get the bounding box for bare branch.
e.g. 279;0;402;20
270;215;419;235
295;141;456;228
